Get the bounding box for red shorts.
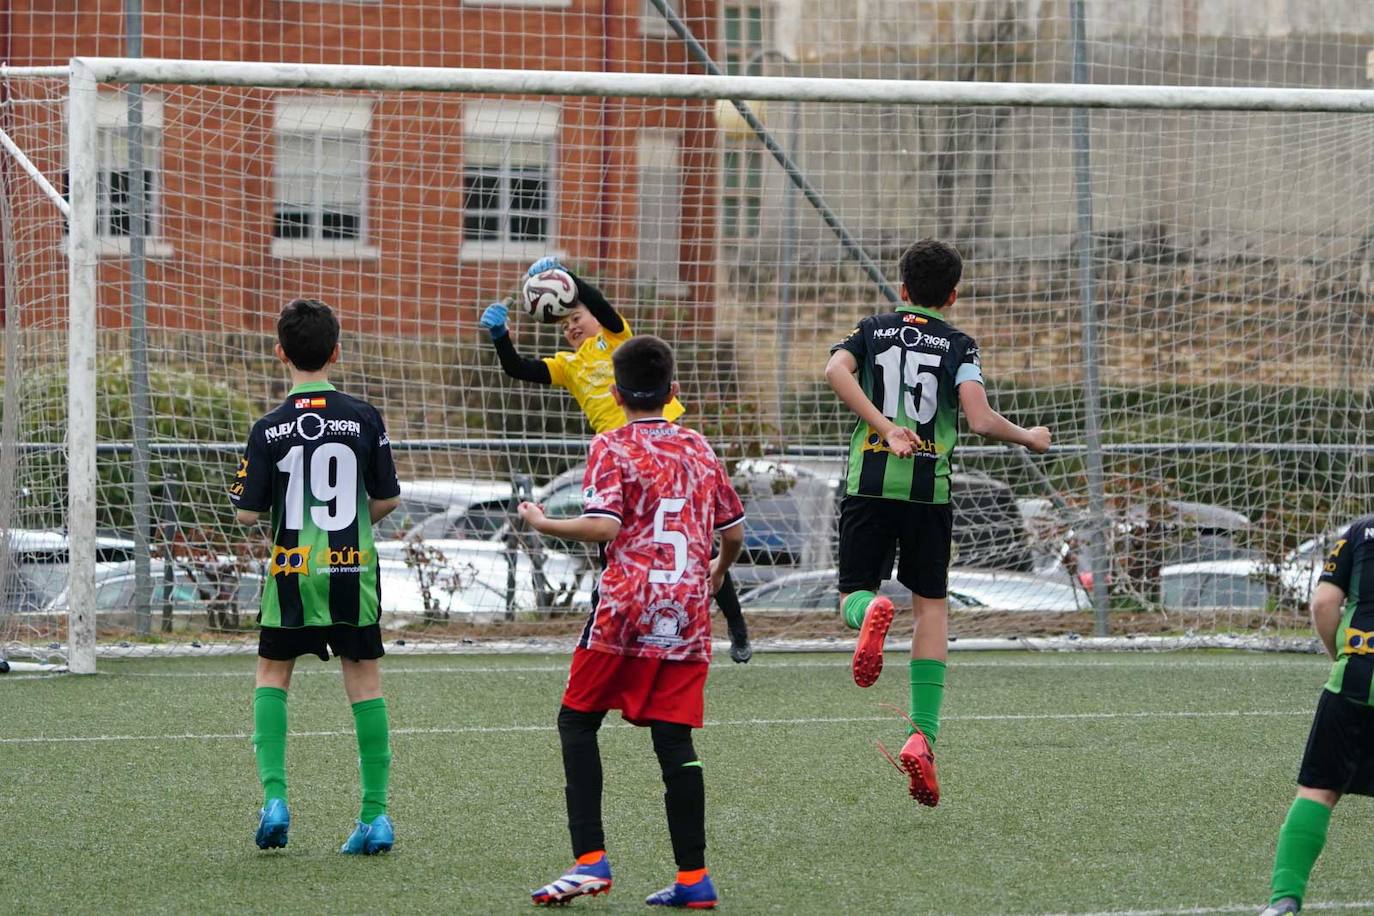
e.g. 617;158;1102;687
562;646;709;728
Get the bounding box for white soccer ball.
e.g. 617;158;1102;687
522;267;579;323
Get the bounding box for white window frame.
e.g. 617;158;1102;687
460;100;560;262
640;0;682;36
91;91;172;258
271;97;378;261
462;0;571;7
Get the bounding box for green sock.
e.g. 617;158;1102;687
353;697;392;823
909;659;947;747
842;591;875;630
1270;796;1332;907
253;687;289;805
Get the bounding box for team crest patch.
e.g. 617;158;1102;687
638;600;689;649
269;545;311;577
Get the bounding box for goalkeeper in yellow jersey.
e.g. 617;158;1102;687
479;258;752;662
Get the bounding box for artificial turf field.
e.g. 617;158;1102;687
4;650;1372;915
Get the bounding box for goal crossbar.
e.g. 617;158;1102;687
73;57;1374;114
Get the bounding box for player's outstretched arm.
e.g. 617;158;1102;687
570;274;625;334
527;256;624;333
517;501;621;543
480;299;554;384
958;380;1051;453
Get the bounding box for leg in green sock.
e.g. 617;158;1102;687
253;686;289;804
1270;794;1333;907
908;659;946;746
352;697;392;823
841;590;876;631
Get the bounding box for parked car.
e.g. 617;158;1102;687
43;558;263;625
728;456;1034;588
372;537;592;614
739;567;1085;613
373;478;514;541
1159;550;1326;612
492;456;1035;592
1022;497;1258;587
2;528;137;613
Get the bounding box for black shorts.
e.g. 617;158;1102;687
837;494;953;599
258;623;385;662
1297;688;1374;797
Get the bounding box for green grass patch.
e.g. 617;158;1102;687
3;652;1370;915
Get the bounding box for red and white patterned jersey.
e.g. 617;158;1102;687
579;418;745;662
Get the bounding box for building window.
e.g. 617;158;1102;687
722;2;765;242
637;132;684;294
273;97;374;259
641;0;682;37
69;92;169;256
462;101;559;260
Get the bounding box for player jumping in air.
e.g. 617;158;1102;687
230;298;402;854
823;239;1051;806
521;335;745;908
1255;518;1374;915
479;259;753;664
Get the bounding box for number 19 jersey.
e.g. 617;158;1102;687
229;382;401;628
830;304;983;504
579;419;746;662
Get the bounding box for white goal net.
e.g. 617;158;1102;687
4;49;1374;669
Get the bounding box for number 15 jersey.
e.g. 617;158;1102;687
579;419;745;662
830;304;983;505
229;381;401;629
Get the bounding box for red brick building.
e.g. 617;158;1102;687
3;1;728;332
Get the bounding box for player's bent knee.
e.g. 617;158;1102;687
557;706;605;746
649;721;697;773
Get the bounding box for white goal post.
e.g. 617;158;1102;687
35;58;1374;672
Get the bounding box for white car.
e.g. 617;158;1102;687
373;540;592;619
3;528;137;613
1159;556;1325;612
43;557;263;621
739;567;1086;613
373;478;514;541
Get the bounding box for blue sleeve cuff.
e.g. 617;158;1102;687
955;363;984;386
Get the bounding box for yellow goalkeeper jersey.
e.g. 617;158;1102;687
542;318;685;434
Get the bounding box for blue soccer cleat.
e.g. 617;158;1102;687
531;856;613;905
645;873;717;909
1257;900;1299;916
255;798;290;850
340;813;395;855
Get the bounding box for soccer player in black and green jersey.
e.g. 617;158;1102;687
230;298;402;854
1256;519;1374;915
824;239;1050;806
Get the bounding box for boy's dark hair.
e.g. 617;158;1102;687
277;298;339;372
612;334;675;410
898;238;963;308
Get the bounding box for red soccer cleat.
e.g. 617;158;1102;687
878;724;940;807
850;596;894;688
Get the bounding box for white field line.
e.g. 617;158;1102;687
14;655;1328;680
1030;901;1374;916
0;708;1312;746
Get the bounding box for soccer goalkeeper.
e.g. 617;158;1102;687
479;258;752;663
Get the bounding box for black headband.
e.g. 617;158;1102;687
614;382;672;400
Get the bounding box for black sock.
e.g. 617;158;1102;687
558;706;607;858
651;721;706;871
